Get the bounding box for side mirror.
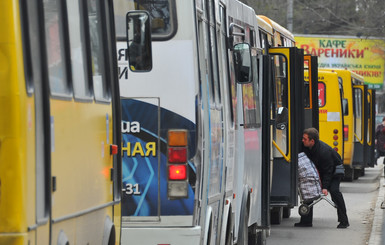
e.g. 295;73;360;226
126;11;152;71
276;107;288;130
233;43;252;83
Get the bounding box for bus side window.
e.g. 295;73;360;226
68;0;92;100
43;0;71;97
87;0;110;101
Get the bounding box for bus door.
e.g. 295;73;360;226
352;84;368;171
303;55;319;130
268;47;304;224
366;89;376;167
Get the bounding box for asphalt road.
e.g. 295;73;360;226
266;162;383;245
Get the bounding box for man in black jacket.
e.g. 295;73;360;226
295;128;349;229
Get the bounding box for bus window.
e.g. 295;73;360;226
318;82;325;107
114;0;176;40
304;82;310;108
43;0;71;97
68;0;92;99
87;0;110;101
233;43;252;84
272;54;288;156
353;88;362;139
208;0;221;103
342;99;349;116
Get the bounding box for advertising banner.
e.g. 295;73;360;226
296;35;385;89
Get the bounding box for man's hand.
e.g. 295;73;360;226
322;189;328;196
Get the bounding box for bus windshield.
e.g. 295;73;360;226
114;0;176;40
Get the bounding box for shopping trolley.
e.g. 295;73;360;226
297;152;337;216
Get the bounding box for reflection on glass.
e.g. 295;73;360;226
68;0;90;98
114;0;173;38
43;0;69;95
272;54;288;157
88;0;108;100
127;13;152;71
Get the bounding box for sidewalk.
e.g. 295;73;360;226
368;162;385;245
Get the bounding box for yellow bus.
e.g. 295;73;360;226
323;69;374;179
257;15;320;223
258;15;295;47
316;70;344;158
0;0;127;244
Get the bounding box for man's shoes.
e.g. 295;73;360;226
337;222;350;228
294;222;312;227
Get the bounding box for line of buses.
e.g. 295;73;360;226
0;0;376;245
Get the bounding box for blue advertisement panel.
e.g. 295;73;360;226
121;98;195;217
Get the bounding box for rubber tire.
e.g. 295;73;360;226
270;207;283;225
283;207;291;218
298;204;310;216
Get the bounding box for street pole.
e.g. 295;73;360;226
287;0;293;32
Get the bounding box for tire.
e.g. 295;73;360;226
283;207;291;218
225;212;234;245
256;230;266;245
270;207;283;225
343;167;354;182
238;205;249;245
298;204;310;216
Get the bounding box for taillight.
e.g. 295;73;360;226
343;125;349;141
168;148;187;163
167;129;189;199
333;129;339;150
168;165;187;180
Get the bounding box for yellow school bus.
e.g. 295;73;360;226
0;0;122;244
317;70;344;158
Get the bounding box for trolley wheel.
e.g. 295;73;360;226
298;204;310;216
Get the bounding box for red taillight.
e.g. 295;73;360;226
110;144;118;155
168;147;187;163
334;147;338;152
344;125;349;141
167;129;189;199
333;129;338;134
169;165;187;180
333;135;338;140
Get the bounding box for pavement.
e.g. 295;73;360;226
368;159;385;245
266;162;384;245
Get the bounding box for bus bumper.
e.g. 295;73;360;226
120;226;201;245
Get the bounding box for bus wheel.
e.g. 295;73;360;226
283;207;291;218
238;205;249;245
256;229;266;245
270;207;283;225
248;223;257;245
343;167;354;182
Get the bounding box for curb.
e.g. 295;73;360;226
368;165;384;245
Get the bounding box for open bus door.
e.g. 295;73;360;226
303;55;319;130
352;84;368;177
366;89;376;167
268;47;304;224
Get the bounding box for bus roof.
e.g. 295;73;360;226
322;68;366;84
258;15;295;42
256;15;273;35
